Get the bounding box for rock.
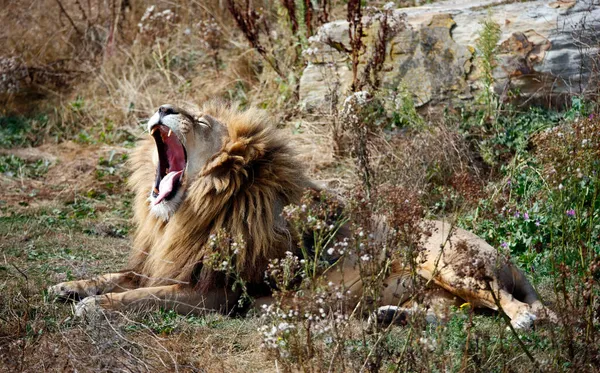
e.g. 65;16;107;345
299;0;600;111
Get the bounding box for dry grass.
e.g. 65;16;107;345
0;148;273;371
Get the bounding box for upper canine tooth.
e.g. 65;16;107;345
168;129;172;137
151;128;157;135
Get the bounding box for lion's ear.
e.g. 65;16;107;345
225;137;266;162
200;128;271;192
201;143;250;193
202;153;228;175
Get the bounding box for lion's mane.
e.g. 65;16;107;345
127;103;311;290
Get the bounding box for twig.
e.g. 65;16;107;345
485;280;541;371
74;0;89;26
226;0;285;79
54;0;82;35
347;0;363;92
303;0;313;36
11;262;28;281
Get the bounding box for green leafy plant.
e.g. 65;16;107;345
458;111;600;366
475;15;501;122
0;115;47;148
461;106;560;167
389;83;425;130
563;95;595;121
0;155;51;179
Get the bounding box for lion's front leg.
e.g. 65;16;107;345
48;271;138;301
75;284;240;317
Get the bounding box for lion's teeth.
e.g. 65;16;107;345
153;187;159;194
151;128;157;135
168;129;172;137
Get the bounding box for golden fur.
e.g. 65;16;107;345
127;103;311;287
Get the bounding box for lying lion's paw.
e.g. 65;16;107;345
75;296;102;318
47;282;83;302
510;310;537;330
531;303;558;324
539;308;558;324
369;305;440;328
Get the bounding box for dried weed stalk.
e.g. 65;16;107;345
347;0;364;92
361;5;405;90
280;0;300;35
341;92;375;198
226;0;284;78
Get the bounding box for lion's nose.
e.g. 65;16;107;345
158;105;178;118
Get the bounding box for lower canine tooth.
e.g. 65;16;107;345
168;129;172;137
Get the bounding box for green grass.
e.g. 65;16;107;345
0;155;51;179
0;115;48;148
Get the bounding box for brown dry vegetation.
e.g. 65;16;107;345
1;0;600;372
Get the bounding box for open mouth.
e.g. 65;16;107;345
150;124;187;205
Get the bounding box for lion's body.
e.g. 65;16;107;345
49;103;552;328
323;220;546;327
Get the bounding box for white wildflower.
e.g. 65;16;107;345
383;2;395;10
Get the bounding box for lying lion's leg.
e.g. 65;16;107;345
499;264;557;322
75;284;240;317
376;266;463;327
430;272;537;329
48;271;138;301
379;265;415;307
483;287;538;330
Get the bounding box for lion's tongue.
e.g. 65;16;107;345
153;170;183;205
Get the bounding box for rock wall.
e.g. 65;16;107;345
299;0;600;111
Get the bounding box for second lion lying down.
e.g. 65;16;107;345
48;103;553;329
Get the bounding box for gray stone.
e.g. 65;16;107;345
299;0;600;111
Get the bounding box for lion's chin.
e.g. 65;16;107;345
148;189;184;221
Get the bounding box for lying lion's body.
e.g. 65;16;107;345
48;103;552;328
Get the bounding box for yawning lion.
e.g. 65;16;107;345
48;103;552;329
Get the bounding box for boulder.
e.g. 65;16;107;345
299;0;600;111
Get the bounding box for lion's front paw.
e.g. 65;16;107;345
75;296;102;318
48;282;84;302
